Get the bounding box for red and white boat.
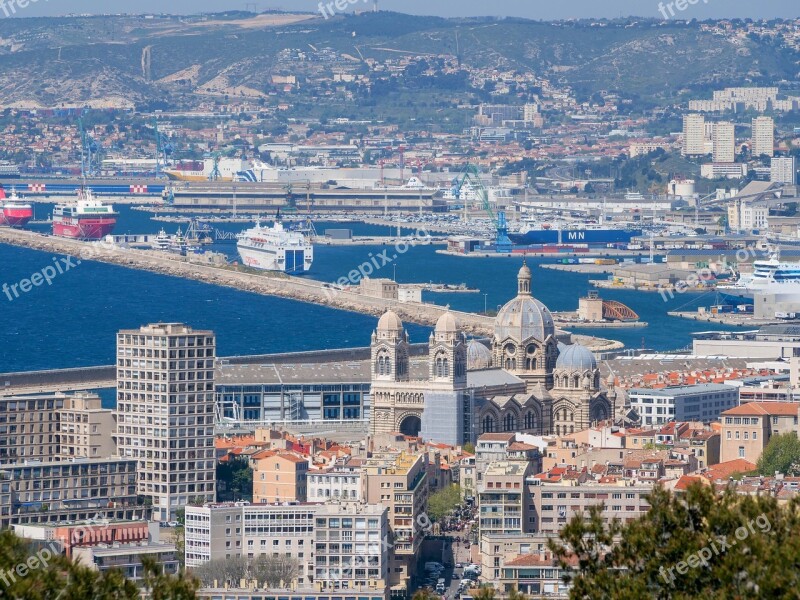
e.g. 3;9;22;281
0;187;34;229
52;188;117;240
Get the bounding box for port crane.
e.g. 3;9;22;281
79;119;99;178
153;119;173;178
452;164;512;252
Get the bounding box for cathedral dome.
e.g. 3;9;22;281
494;261;554;343
435;311;458;334
466;340;492;370
556;343;598;371
377;311;404;333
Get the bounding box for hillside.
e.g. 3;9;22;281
0;12;796;110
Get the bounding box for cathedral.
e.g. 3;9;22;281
369;262;616;444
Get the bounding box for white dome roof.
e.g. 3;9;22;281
435;311;458;334
495;296;555;343
467;340;492;370
556;343;598;371
377;311;404;332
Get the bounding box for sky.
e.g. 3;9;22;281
4;0;799;21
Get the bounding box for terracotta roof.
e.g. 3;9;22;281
675;475;709;491
722;402;799;417
704;459;757;481
508;442;538;451
478;433;516;442
505;554;558;567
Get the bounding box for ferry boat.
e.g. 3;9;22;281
52;189;118;240
0;187;33;229
237;215;313;274
718;252;800;299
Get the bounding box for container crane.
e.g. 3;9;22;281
79;119;99;178
453;164;512;253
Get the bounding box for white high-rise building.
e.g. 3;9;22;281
752;117;775;158
682;114;706;156
771;157;796;185
116;323;217;522
712;121;736;163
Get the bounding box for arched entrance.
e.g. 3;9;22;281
399;415;422;437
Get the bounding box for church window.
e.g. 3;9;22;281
525;412;535;430
503;413;516;432
483;415;495;433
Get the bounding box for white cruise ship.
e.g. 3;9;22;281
237;216;313;274
718;252;800;299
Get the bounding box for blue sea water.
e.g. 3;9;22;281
0;206;734;373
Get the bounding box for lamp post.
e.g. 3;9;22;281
483;293;488;315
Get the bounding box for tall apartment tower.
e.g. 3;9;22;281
712;121;736;163
682;114;706;156
771;157;797;185
115;323;217;522
752;116;775;158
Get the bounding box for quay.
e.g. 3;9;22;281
0;228;624;353
668;311;800;327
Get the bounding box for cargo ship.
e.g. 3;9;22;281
237;215;313;274
0;187;33;229
52;189;118;240
509;224;642;247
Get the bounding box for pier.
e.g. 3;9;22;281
0;228;624;353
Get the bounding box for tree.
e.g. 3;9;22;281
0;530;198;599
412;589;439;600
549;484;800;599
427;484;462;523
757;432;800;476
463;442;475;454
191;555;299;589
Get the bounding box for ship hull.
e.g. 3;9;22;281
164;172;235;183
237;243;312;274
53;218;117;240
1;207;33;228
509;229;642;246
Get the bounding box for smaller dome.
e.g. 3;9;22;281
556;343;598;371
518;262;532;281
377;311;403;332
436;311;458;334
467;340;492;370
557;341;568;353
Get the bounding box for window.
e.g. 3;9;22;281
738;447;745;458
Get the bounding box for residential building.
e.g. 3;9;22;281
459;455;476;499
683;430;721;469
771;157;797;185
115;323;217;522
529;482;653;536
720;402;800;463
13;520;155;558
682;114;706;156
363;452;428;593
700;163;748;179
712;121;735;163
73;543;179;583
627;384;739;426
752;117;774;158
0;457;141;529
0;393;63;464
58;393;116;460
478;461;534;537
185;502;389;596
307;460;362;502
475;433;516;484
252;450;309;503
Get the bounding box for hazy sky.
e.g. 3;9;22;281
5;0;798;20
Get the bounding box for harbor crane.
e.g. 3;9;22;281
79;119;99;178
452;164;512;253
154;118;173;178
